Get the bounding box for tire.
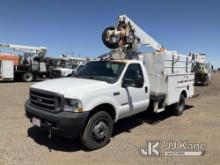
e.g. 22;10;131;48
22;72;34;82
173;94;185;116
80;111;113;150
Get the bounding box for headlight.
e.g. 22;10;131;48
64;99;83;112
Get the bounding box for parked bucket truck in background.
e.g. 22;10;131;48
189;53;212;85
25;15;194;150
0;44;47;82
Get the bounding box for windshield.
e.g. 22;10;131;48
75;65;84;74
74;61;125;83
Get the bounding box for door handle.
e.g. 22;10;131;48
113;92;120;96
145;87;148;93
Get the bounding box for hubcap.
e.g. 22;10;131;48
92;120;108;141
25;74;32;81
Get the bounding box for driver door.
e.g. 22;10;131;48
121;63;149;116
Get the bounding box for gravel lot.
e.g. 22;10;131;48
0;73;220;165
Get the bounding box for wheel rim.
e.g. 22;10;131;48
92;119;108;142
25;74;32;81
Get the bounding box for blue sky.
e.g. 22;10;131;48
0;0;219;68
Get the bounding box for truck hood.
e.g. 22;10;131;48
54;68;73;71
53;68;73;76
31;77;110;98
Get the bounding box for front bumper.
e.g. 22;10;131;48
25;100;89;138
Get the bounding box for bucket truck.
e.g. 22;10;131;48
25;15;194;150
0;43;48;82
189;53;212;85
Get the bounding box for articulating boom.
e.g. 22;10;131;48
102;15;164;52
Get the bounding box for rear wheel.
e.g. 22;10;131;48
22;72;34;82
80;111;113;150
173;93;185;116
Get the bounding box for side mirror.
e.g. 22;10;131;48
122;78;144;88
122;78;129;88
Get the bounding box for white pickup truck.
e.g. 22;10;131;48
25;15;194;150
25;51;194;150
50;63;85;78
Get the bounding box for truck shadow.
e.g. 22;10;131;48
112;105;193;137
194;84;208;86
0;79;44;83
27;127;84;152
27;105;193;152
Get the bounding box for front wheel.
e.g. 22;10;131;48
80;111;113;150
173;94;185;116
22;72;34;82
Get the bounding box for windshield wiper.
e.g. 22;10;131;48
74;75;96;80
74;75;112;83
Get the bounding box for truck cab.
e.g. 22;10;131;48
25;56;193;150
50;63;85;78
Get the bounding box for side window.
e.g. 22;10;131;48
123;64;144;87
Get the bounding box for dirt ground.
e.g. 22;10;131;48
0;73;220;165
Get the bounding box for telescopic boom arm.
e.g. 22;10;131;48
0;43;47;58
118;15;162;51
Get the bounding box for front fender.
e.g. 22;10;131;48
84;96;119;121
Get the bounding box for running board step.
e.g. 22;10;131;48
153;102;165;113
155;108;165;113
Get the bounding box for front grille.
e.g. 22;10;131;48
30;89;63;112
